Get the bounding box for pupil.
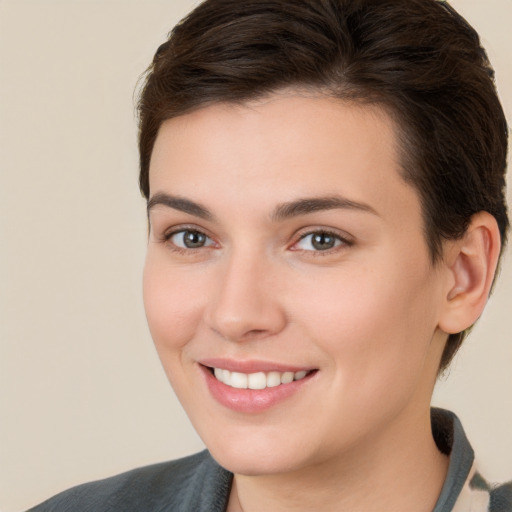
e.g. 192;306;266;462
184;231;206;248
312;233;335;250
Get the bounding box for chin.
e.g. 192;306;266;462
201;427;317;476
211;448;305;477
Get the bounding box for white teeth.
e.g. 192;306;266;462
230;371;248;389
212;367;311;389
247;372;266;390
266;371;282;388
280;371;294;384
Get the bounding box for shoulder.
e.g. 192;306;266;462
466;471;512;512
431;409;512;512
26;450;232;512
489;481;512;512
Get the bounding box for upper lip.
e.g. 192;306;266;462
199;358;315;374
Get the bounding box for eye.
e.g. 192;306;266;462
168;229;215;249
293;230;349;252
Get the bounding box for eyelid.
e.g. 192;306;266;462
171;230;216;248
156;224;353;255
161;224;212;241
289;228;354;253
160;224;219;252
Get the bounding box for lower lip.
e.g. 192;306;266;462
200;365;316;413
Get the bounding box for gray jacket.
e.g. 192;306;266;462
27;409;512;512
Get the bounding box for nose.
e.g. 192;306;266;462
204;250;287;342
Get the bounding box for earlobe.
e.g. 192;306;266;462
438;212;501;335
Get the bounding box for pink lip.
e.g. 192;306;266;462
199;357;312;373
198;361;317;414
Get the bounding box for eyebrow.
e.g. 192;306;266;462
147;193;215;221
271;195;379;221
147;192;378;221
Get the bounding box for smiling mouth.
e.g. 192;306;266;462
208;367;315;390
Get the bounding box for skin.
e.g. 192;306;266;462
143;92;492;511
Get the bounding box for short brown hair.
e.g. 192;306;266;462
137;0;509;372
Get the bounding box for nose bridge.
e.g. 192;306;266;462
205;244;285;342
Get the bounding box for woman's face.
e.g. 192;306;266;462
143;93;450;476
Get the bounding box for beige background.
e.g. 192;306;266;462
0;1;510;511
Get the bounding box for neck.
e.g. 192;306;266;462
228;408;449;512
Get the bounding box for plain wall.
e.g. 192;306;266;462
0;1;510;510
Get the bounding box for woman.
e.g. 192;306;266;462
28;0;510;510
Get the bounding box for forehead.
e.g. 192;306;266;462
148;93;421;228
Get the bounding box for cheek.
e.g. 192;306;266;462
291;259;440;382
142;255;206;354
288;264;441;442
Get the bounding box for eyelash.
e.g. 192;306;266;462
162;226;217;255
291;229;353;256
160;227;353;256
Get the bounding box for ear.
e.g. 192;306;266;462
438;212;501;335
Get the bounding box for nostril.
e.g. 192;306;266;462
209;325;274;343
